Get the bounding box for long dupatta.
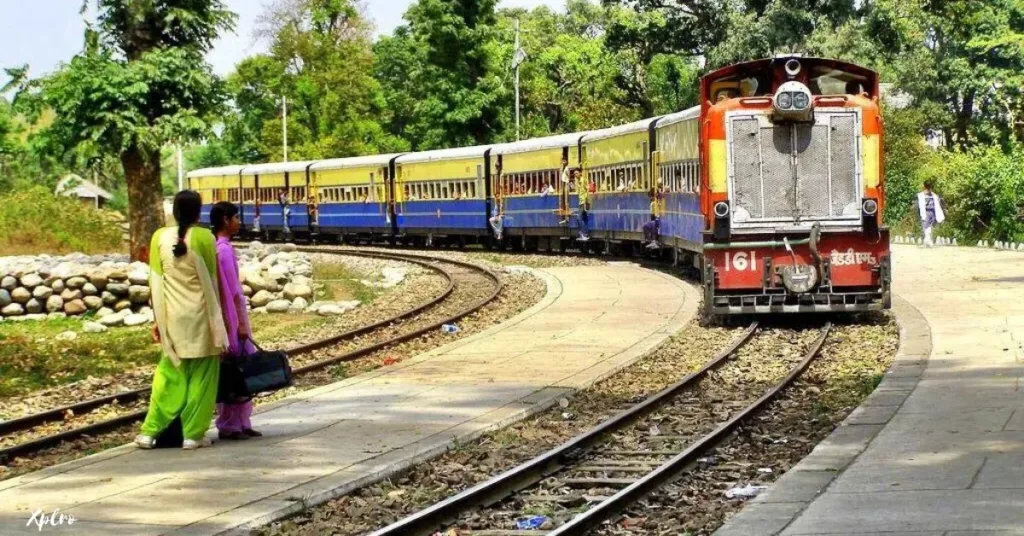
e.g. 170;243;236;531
149;227;229;367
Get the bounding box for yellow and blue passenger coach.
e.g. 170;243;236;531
393;146;491;243
187;165;245;225
491;132;585;248
309;154;400;240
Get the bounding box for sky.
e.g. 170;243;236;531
0;0;562;81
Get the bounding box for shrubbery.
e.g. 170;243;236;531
0;186;124;255
884;109;1024;243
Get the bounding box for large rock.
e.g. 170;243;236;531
0;289;10;307
266;299;291;313
95;307;115;318
52;262;86;280
60;288;83;301
106;267;128;281
64;299;87;316
0;276;17;291
316;304;345;316
89;272;108;291
101;291;118;305
51;279;66;294
250;290;273;308
65;276;88;289
128;270;149;286
123;313;149;327
106;282;130;296
46;295;64;313
114;300;132;312
25;298;43;314
283;283;313;301
128;285;150;304
20;273;43;289
291;297;309;311
32;286;53;300
99;311;126;327
84;296;104;310
83;322;109;333
242;285;254;297
293;263;313;277
82;283;98;296
11;287;31;304
281;242;298;252
268;265;290;281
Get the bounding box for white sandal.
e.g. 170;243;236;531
135;435;156;449
182;437;212;450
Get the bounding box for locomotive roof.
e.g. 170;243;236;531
656;106;701;129
492;131;591;155
241;161;319;175
583;117;662;143
704;56;878;83
186;165;246;178
395;145;493;164
309;154;405;171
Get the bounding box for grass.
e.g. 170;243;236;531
311;262;380;304
0;317;159;399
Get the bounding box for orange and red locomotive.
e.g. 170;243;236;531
699;55;890;314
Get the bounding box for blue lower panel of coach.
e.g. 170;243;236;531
397;199;486;233
318;202;389;230
200;204;213;227
659;192;704;247
503;194;577;230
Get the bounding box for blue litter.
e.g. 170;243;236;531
441;324;460;334
515;515;549;530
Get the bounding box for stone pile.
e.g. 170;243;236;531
0;253;154;326
240;242;360;316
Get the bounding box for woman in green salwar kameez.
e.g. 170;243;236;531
135;191;228;450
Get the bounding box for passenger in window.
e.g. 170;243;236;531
541;182;555;196
616;170;628;192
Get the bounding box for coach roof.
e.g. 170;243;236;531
241;161;318;175
309;154;404;171
395;145;493;164
186;165;246;179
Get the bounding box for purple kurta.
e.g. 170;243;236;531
215;236;255;433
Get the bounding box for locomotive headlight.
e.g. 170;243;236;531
793;92;810;110
714;201;730;218
777;92;793;109
773;81;814;122
862;198;879;216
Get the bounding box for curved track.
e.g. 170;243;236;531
369;322;832;536
0;250;502;465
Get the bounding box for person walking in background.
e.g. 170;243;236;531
209;202;262;441
136;190;228;451
918;180;945;247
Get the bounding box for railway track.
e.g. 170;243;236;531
0;249;502;465
369;321;832;536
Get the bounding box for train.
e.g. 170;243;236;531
188;55;891;316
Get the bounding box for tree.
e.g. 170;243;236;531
377;0;505;149
21;1;235;260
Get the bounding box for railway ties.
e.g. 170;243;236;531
371;321;832;536
0;250;502;465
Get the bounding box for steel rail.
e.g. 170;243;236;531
0;251;501;464
548;322;832;535
367;322;760;536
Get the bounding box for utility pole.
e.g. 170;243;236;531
512;18;525;142
176;144;184;191
282;96;289;162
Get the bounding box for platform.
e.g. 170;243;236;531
717;244;1024;535
0;264;697;535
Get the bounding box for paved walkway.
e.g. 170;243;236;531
0;264;697;535
717;244;1024;535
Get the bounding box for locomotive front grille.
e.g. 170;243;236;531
727;109;862;226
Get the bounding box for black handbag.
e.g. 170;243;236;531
218;339;293;403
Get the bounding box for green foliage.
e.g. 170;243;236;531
939;146;1024;242
0;186;124;255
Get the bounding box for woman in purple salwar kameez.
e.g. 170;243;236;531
210;202;262;440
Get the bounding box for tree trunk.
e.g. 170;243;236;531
955;89;975;150
121;144;165;262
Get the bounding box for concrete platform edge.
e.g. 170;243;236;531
204;267;700;535
713;295;932;536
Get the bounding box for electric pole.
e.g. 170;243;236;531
282;96;289;162
513;19;526;142
176;144;184;191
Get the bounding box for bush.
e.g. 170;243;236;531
0;186;125;255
